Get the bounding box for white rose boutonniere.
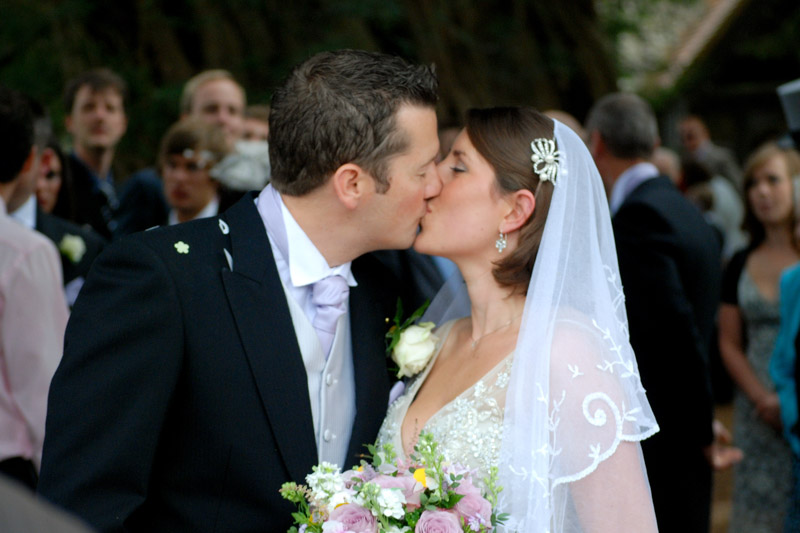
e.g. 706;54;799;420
385;299;438;378
58;234;86;263
393;322;438;378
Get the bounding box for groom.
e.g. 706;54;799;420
38;50;442;532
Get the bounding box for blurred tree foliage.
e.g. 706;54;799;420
0;0;616;175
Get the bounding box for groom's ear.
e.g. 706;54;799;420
500;189;536;233
330;163;372;210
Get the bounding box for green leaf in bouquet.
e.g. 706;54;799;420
438;490;464;510
419;492;429;507
365;443;378;463
493;512;511;527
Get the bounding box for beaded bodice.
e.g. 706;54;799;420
377;320;513;485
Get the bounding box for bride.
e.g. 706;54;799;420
378;108;660;532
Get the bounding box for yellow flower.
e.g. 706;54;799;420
413;468;427;488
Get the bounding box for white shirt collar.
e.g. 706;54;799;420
279;196;357;289
168;195;220;226
609;162;659;215
9;195;37;229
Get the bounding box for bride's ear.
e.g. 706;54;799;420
500;189;536;233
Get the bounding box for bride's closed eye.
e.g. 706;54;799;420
450;165;466;173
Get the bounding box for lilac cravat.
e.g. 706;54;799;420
257;185;349;358
311;275;349;357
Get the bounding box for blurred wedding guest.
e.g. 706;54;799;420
587;93;722;533
0;86;69;491
680;114;743;190
719;142;800;532
771;76;800;533
11;109;106;308
36;139;71;214
652;146;682;186
53;68;128;239
683;159;747;260
770;257;800;533
179;69;245;145
242;104;270;142
0;475;94;533
115;70;253;236
160;118;233;225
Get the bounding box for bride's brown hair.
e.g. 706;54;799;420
465;107;556;294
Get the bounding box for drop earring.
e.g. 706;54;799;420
495;232;507;253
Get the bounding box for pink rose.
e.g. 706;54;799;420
454;493;492;525
415;510;462;533
329;504;377;533
373;474;424;509
453;478;481;498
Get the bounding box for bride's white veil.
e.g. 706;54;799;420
424;119;659;532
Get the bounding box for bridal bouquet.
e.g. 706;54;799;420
280;432;506;533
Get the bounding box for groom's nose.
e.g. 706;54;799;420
424;162;443;200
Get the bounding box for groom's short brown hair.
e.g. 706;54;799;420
268;49;438;195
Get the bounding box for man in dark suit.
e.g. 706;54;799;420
586;93;722;533
53;69;128;239
38;49;443;532
35;208;106;306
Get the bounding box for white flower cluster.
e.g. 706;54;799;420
357;481;406;520
306;462;350;512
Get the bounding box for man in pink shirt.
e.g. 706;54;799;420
0;86;69;490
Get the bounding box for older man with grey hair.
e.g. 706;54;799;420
586;92;722;533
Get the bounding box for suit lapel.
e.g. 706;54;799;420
346;258;393;463
219;194;317;482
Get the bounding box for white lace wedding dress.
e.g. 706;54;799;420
377;320;512;486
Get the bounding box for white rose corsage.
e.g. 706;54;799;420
58;233;86;263
385;299;438;378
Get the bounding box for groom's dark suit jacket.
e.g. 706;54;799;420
38;193;415;532
612;176;721;533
